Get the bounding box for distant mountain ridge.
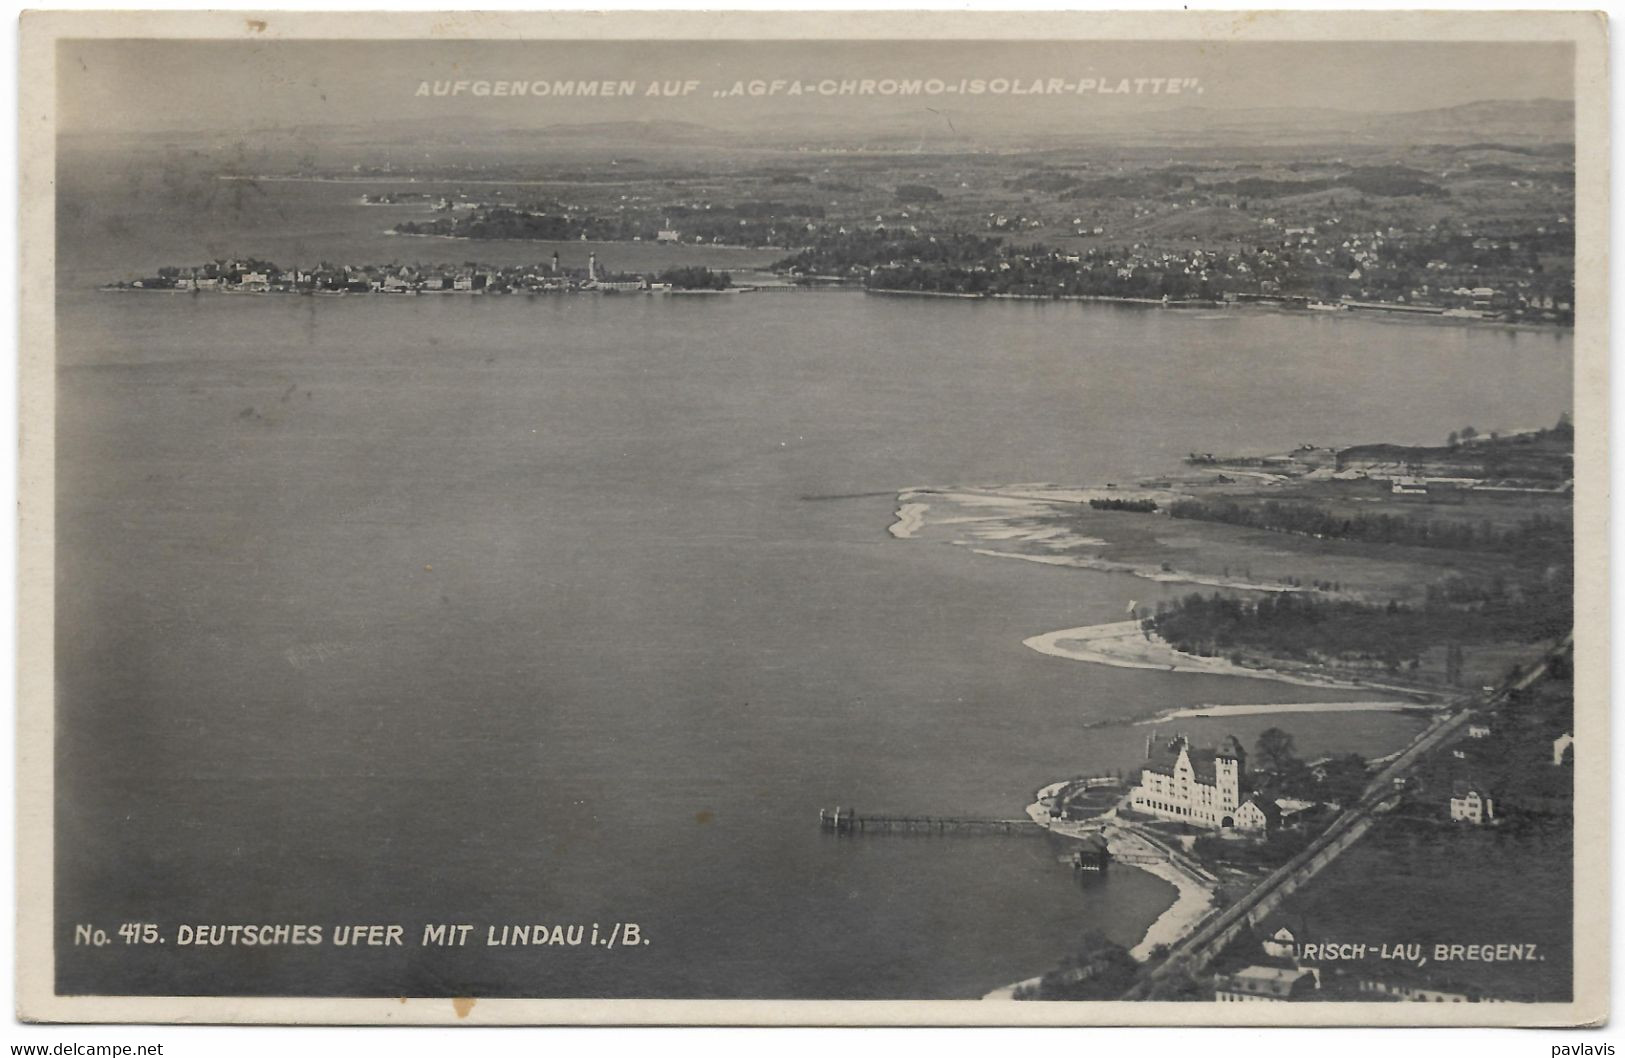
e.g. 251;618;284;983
62;98;1574;153
495;98;1574;149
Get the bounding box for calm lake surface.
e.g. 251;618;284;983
54;159;1574;998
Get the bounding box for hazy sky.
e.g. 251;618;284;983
59;38;1573;136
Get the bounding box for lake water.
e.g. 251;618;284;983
53;156;1573;998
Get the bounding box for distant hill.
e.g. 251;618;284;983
729;98;1575;150
62;98;1573;156
531;119;740;144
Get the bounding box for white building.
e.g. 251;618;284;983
1553;732;1574;765
1130;734;1246;828
1214;966;1318;1002
1235;795;1282;833
1355;979;1494;1003
1449;781;1495;825
1261;925;1298;961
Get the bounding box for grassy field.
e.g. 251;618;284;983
1270;814;1573;1001
1028;456;1570;692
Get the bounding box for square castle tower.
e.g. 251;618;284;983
1129;733;1248;828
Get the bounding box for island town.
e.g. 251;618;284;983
101;253;735;296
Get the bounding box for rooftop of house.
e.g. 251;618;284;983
1217;966;1316;998
1142;733;1246;783
1242;795;1284;822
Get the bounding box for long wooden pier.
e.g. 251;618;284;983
819;808;1039;835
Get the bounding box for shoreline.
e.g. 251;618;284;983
889;483;1346;598
968;545;1305;595
1027;802;1218;964
1023;619;1387;692
1110;823;1216;962
863;286;1573;333
1140;699;1441;724
887;502;929;539
983;788;1217;1000
98;283;758;298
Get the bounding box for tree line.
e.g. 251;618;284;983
774;231;1003;278
1166;498;1571;556
1146;573;1571;671
1089;497;1158;513
655;266;731;291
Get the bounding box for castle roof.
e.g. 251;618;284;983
1142;734;1245;784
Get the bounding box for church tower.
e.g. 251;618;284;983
1215;735;1247;813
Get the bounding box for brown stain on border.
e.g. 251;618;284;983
452;996;477;1019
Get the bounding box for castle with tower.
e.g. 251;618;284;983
1129;733;1248;828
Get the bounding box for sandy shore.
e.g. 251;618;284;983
972;545;1306;593
887;502;929;539
1032;810;1216;962
1024;620;1380;692
891;484;1303;593
1113;823;1216;962
984;794;1217;999
1143;700;1437;723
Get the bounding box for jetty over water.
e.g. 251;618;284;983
818;808;1039;835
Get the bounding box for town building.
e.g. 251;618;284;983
1261;924;1298;961
1214;966;1318;1002
1235;794;1283;833
1449;781;1495;825
594;278;648;293
1130;734;1247;828
1070;834;1111;874
1553;732;1574;765
1353;979;1499;1003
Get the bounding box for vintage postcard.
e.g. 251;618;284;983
16;10;1608;1026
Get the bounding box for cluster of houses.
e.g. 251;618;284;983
1128;717;1574;838
1058;208;1571;319
1190;431;1574;498
1213;923;1320;1002
109;253;664;296
1199;655;1574;1003
1213;922;1510;1003
1441;721;1575;828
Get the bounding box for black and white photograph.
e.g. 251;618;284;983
14;9;1609;1027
